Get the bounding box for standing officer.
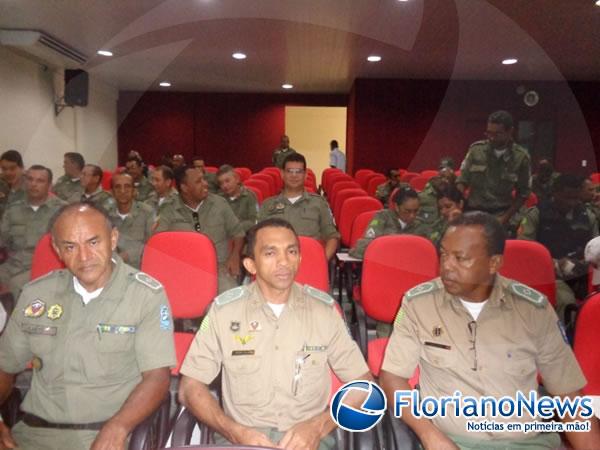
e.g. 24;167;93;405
272;135;297;169
178;218;371;449
258;153;340;260
380;212;599;450
52;152;85;203
154;165;245;293
108;173;155;269
456;110;531;229
216;164;258;233
517;174;598;324
0;203;175;450
80;164;114;211
0;165;65;298
125;156;154;202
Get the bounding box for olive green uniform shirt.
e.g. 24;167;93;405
52;175;84;203
258;192;340;241
457;141;531;212
417;182;440;225
349;209;431;259
219;187;258;233
0;177;25;220
180;282;369;431
0;256;176;424
107;201;155;269
144;189;178;213
272;148;297;169
81;187;115;212
382;275;586;441
134;176;154;202
203;171;220;194
0;196;66;281
154;194;244;264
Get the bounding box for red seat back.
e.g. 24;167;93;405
329;181;361;207
590;173;600;185
333;188;368;224
260;170;282;193
204;166;218;173
409;176;429;192
141;232;218;319
525;192;538;208
244;179;271;200
321;168;342;191
400;172;420;183
338;197;383;247
101;170;113;192
366;175;387;197
349;210;378;248
361;235;438;322
574;292;600;395
420;170;438;179
30;233;65;280
354;169;375;189
249;174;275;197
324;172;353;196
234;167;252;181
500;240;556;306
296;236;329;292
367;337;419;388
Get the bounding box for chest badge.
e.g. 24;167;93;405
47;304;63;320
249;320;261;332
235;335;254;345
24;299;46;318
432;326;443;337
230;321;240;332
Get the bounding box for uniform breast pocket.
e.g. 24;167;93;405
501;172;518;183
223;356;266;406
469;164;487;173
299;353;329;398
11;224;26;247
503;356;536;380
94;333;136;381
422;343;456;369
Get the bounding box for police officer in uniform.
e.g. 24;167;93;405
145;165;178;212
259;153;340;260
375;169;404;207
517;174;598;323
216;164;258;233
380;212;599;450
0;203;175;450
178;218;371;449
52;152;85;203
125;156;154;202
0;165;66;298
456;110;531;230
108;173;154;269
0;150;26;220
154;165;245;293
349;187;430;259
271;135;297;169
192;158;220;194
80;164;114;211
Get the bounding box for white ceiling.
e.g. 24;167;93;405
1;0;599;93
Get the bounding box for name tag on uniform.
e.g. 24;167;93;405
97;324;137;334
232;350;255;356
21;324;57;336
424;341;451;350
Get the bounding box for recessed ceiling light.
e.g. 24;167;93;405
367;55;382;62
159;81;171;87
596;0;600;6
502;58;518;65
97;50;113;57
232;52;247;60
282;84;294;89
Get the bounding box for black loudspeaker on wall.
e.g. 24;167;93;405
64;69;89;107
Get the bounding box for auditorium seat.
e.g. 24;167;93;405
30;233;64;280
366;174;387;197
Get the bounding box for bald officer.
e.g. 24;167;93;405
154;165;245;293
179;218;371;450
0;203;175;450
380;212;599;450
258;153;340;260
0;165;66;298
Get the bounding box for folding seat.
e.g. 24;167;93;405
354;169;375;189
244;179;271;201
420;170;438;179
573;292;600;395
204;166;218;173
333;188;368;225
296;236;329;292
400;172;420;183
30;233;64;280
408;176;428;192
366;174;387;197
500;240;556;306
321;167;341;192
329;180;361;208
590;173;600;185
101;170;113;192
324;172;353;196
338;197;382;248
349;211;378;249
234;167;252;181
259;169;282;193
248;173;275;197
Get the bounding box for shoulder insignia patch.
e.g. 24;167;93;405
215;286;246;307
304;285;334;306
510;282;546;308
134;272;163;290
27;269;63;286
405;281;438;300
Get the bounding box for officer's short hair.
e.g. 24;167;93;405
126;156;143;167
552;173;584;194
447;212;506;256
216;164;235;178
174;165;196;191
244;218;299;259
330;140;339;148
439;156;455;170
436;185;464;204
155;165;174;181
64;152;85;170
488;110;514;130
50;202;114;238
28;164;53;184
0;149;24;168
387;169;399;179
391;186;418;206
110;172;133;189
85;164;103;181
283;153;306;170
